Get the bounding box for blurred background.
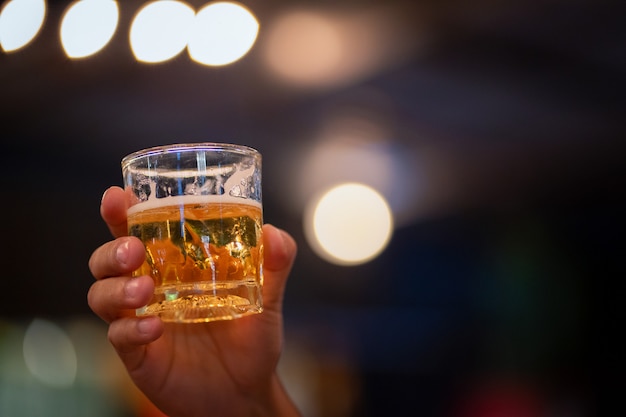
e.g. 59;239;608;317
1;0;624;416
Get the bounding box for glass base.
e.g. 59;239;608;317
136;281;263;323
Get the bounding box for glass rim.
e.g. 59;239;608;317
121;142;261;168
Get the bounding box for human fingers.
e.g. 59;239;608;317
87;237;150;323
105;315;164;388
88;275;154;323
88;236;146;280
101;186;129;238
107;315;164;356
261;224;297;311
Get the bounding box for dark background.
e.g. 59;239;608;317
1;0;624;416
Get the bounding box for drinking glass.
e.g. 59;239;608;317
121;143;263;323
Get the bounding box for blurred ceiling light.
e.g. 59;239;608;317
288;96;423;227
263;6;420;89
60;0;118;58
188;1;259;66
23;318;77;388
301;136;396;201
263;11;342;86
130;0;194;63
0;0;46;52
305;182;393;265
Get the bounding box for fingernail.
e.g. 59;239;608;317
116;240;130;265
125;277;140;298
137;317;154;334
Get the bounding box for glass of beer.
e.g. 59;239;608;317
121;143;263;323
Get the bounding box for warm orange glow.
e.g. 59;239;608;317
262;5;421;89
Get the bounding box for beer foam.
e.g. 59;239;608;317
127;194;262;215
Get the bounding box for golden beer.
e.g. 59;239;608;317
128;196;263;323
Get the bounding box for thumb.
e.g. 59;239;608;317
261;224;297;312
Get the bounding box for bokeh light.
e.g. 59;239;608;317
22;318;77;388
263;10;342;87
188;1;259;66
283;94;426;228
262;5;420;89
305;182;393;265
60;0;119;58
129;0;194;63
0;0;46;52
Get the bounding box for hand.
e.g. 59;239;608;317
88;186;300;417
